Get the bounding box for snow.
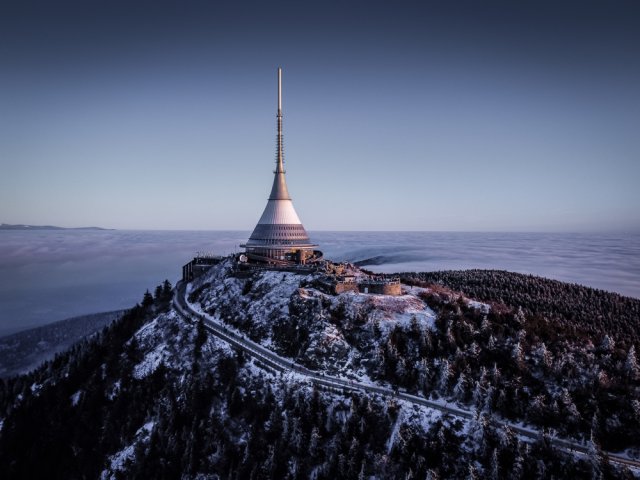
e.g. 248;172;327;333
138;421;155;435
467;300;491;313
102;446;135;476
386;409;404;453
192;266;315;347
70;390;82;406
386;401;445;454
187;261;441;390
133;346;167;379
183;260;640;472
194;260;437;347
187;263;500;450
193;268;459;453
108;381;120;400
333;290;437;334
131;311;192;379
101;421;155;480
300;289;437;364
245;271;305;325
402;284;430;295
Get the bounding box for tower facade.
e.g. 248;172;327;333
241;68;320;265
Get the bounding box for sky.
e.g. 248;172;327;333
1;0;639;232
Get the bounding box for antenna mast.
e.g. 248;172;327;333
276;67;284;173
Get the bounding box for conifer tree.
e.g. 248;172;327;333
588;429;606;480
453;372;468;401
509;448;524;480
625;345;639;380
600;335;615;353
489;448;500;480
154;284;164;301
142;290;154;309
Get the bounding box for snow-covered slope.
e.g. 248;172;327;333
189;260;439;381
2;260;638;479
186;260;640;469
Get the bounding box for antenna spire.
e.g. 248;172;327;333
276;67;284;174
269;67;290;199
278;67;282;111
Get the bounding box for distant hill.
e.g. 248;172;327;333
0;223;112;230
0;310;124;378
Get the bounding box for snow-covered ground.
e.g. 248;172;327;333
101;421;155;479
179;260;640;474
188;261;440;383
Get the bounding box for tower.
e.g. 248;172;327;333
241;68;320;265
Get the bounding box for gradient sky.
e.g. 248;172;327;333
1;0;639;232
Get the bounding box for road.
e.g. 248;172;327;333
173;281;640;471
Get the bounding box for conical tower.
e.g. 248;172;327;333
242;68;320;265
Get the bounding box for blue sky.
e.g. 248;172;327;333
1;0;639;232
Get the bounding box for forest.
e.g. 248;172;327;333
0;267;638;479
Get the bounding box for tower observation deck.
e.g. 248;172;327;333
241;68;321;265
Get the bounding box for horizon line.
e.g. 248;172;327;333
4;225;639;235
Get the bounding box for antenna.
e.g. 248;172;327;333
276;67;284;173
278;67;282;111
268;67;291;199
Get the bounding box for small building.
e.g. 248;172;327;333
316;272;402;296
316;274;359;295
359;277;402;295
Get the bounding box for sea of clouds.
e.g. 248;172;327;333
1;230;638;336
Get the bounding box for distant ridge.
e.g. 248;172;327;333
0;310;124;378
0;223;112;230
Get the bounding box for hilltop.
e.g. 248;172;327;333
0;223;111;230
0;260;638;479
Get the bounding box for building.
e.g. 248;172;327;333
358;276;402;295
315;267;402;296
182;254;224;282
241;68;322;265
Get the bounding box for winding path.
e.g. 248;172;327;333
173;281;640;471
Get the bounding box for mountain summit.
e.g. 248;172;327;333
1;260;639;478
